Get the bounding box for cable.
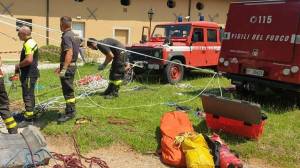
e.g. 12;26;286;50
0;17;220;110
0;15;217;74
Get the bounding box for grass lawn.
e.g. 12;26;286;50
7;64;300;168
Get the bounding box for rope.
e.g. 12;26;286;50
0;15;217;73
51;126;109;168
0;16;222;110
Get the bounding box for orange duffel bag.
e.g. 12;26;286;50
160;111;194;167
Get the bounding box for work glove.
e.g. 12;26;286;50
98;64;106;71
59;68;67;78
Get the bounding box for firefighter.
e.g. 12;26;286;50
13;26;39;127
0;57;18;134
55;16;80;123
87;38;127;99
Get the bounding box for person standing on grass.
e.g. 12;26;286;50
55;16;80;123
13;26;39;128
0;56;18;134
87;38;127;99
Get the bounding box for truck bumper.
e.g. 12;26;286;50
225;73;300;92
132;61;163;70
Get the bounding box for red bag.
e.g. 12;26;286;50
210;134;243;168
160;111;194;167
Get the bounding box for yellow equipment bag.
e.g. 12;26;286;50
180;134;215;168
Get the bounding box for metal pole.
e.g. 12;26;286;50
46;0;49;45
149;18;152;38
188;0;192;21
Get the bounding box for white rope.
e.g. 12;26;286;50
0;15;217;74
0;16;220;110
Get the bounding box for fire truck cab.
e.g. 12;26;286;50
218;0;300;92
127;21;221;84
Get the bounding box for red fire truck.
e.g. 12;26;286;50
127;21;221;84
218;0;300;92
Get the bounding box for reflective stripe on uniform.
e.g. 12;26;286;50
24;111;34;117
110;80;123;86
6;121;17;129
24;39;38;56
66;98;76;103
4;117;15;124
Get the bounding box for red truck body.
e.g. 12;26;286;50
218;0;300;91
127;21;221;83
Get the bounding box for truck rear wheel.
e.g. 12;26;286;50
164;59;184;84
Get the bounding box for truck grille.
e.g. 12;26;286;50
127;48;162;62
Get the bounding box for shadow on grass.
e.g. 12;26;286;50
133;69;215;85
134;71;163;85
36;110;60;130
155;126;162;152
232;91;299;113
182;87;224;97
184;86;298;114
184;70;215;81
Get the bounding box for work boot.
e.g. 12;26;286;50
8;127;18;134
18;119;34;128
104;85;119;99
104;93;119;99
57;113;75;124
100;83;114;96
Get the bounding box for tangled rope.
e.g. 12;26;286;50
51;126;109;168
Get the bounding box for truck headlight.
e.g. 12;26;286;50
291;66;299;73
224;61;229;67
283;68;291;76
219;57;225;63
231;57;238;64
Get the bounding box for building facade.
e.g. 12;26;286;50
0;0;230;60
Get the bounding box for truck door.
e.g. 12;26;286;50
190;27;207;67
205;28;221;66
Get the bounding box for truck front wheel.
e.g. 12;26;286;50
164;59;184;84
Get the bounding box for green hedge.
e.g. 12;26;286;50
39;45;60;63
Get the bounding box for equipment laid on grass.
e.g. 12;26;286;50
0;126;50;168
210;134;243;168
160;111;194;167
201;94;267;139
176;133;215;168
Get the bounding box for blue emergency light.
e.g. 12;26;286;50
199;15;205;21
178;16;183;22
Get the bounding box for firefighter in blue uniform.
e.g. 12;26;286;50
13;26;39;127
0;57;18;133
87;38;126;99
55;16;80;123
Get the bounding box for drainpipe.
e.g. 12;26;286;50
46;0;49;45
188;0;192;21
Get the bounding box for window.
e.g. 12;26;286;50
192;28;204;42
152;24;191;38
207;29;217;42
16;19;32;31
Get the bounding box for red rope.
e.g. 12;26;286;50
51;127;109;168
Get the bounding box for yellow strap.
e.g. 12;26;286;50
4;117;15;124
66;98;76;103
110;80;123;86
24;111;34;117
6;122;17;129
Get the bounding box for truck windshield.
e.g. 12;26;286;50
152;24;191;39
